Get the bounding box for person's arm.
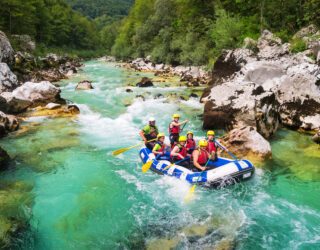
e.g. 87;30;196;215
139;130;147;143
170;146;184;159
192;150;206;171
171;120;189;127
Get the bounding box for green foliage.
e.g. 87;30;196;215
290;38;307;53
0;0;101;51
66;0;134;19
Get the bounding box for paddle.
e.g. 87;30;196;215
214;140;239;160
112;138;157;156
184;154;211;202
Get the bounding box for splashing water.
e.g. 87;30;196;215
0;60;319;249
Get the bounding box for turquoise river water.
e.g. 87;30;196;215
0;60;320;249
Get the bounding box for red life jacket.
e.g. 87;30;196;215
198;148;209;165
155;141;165;153
186;138;196;150
169;121;180;134
171;144;187;160
207;140;217;154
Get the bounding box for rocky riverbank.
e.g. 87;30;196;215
0;30;82;246
201;27;320;161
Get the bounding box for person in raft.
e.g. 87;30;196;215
170;135;190;167
186;131;196;154
139;117;159;150
152;133;170;160
206;130;229;159
169;114;189;147
192;139;214;171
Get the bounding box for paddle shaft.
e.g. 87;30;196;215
163;156;190;171
214;140;238;160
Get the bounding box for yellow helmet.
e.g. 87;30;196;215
199;139;208;147
207;130;215;136
179;135;187;142
157;133;165;139
172;114;180;119
187;131;193;135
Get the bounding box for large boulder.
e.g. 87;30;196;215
0;63;19;93
2;81;65;111
220;126;272;162
0;111;19;137
76;80;94;90
0;31;14;65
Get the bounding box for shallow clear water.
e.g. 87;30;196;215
0;60;319;249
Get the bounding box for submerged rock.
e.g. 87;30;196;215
0;146;10;168
76;80;94;90
220;126;272;162
136;77;154;87
22;104;80;118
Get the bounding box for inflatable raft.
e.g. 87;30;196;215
139;148;255;187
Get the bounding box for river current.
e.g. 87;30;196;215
0;60;319;249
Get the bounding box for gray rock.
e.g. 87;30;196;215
76;80;94;90
293;24;319;39
11;34;36;51
0;31;14;65
0;63;19;94
220;126;272;161
0;92;31;113
312;130;320;144
12;81;62;105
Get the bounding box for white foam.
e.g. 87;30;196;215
181;98;203;109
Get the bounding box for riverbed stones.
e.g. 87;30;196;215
0;31;14;65
76;80;94;90
220;126;272;162
45;102;61;110
0;63;19;93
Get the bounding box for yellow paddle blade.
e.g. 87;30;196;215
184;184;196;203
112;147;129;156
142;160;153;173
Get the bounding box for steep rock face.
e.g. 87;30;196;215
0;63;19;93
203;29;320;137
0;31;15;65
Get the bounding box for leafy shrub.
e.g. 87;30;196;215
290;38;307;53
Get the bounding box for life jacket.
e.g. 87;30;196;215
145;125;158;140
155;141;165;153
169;121;180;135
207;140;217;154
171;143;187;160
186;138;196;150
197;148;209;165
